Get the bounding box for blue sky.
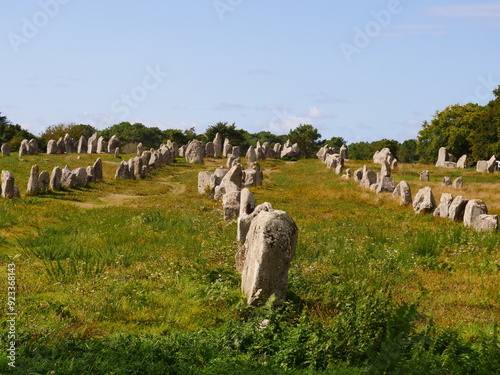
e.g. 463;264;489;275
1;0;499;143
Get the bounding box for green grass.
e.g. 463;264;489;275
0;155;499;374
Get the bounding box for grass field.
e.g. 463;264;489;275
0;154;499;374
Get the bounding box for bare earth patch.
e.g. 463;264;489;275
70;194;141;208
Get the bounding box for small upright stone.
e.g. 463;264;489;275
47;140;58;154
448;196;468;222
62;166;76;188
137;143;144;156
457;154;467;168
1;143;12;156
18;140;29;157
38;171;50;193
93;158;103;182
185;140;205;164
49;167;62;191
413;187;436;214
464;199;488;228
420;170;429;181
380;161;391;177
339;144;348;160
87;133;98;153
77;136;88;154
1;170;15;199
246;146;257;164
114;161;131;179
26;165;39;194
205;141;215;157
108;135;120;154
452;177;463;189
376;177;395;194
393;181;412;206
96;136;106;153
442;176;452;185
213;133;222;158
433;193;453;217
486;155;497;173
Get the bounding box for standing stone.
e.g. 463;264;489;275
241;209;298;306
114;161;131;179
198;171;213;195
420;170;429;181
442;177;452;185
452;177;463;189
246;146;257;164
72;168;88;187
353;168;363;181
222;138;232;158
86;166;95;183
381;161;391;177
168;141;179;158
413;187;436;214
214;164;243;201
133;156;144;179
136;142;144;156
185;140;205;164
49;167;62;191
62;166;76;188
335;164;343;175
391;159;398;169
232;146;241;158
97;137;106;153
114;147;120;158
473;215;498;232
222;190;241;221
243;164;263;188
213;133;222;158
26;165;39;194
93;158;103;182
57;137;66;154
435;147;448;167
38;171;50;193
393;181;412;206
457;155;467;168
433;193;453;217
141;150;152;167
376;177;395;194
88;133;98;153
373;148;393;164
77;136;88;154
108;135;120;154
28;139;38;155
486;155;497;173
205;141;215;157
226;154;240;168
1;143;12;156
464;199;488;228
476;161;488;172
47;140;58;154
361;169;377;188
273;143;282;156
18;140;29;157
448;196;468;222
1;170;15;199
63;134;74;153
339;144;348;160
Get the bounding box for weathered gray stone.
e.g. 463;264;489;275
77;136;87;154
38;171;50;193
26;165;39;194
213;133;222;158
457;154;467;168
137;142;144;156
198;171;213;195
108;135;120;154
473;214;498;232
141;151;152;167
361;169;377;188
205;141;215;157
133;156;144;179
19;140;29;157
435;147;448;167
1;170;15;199
487;155;497;173
376;177;395;194
87;133;98;153
93;158;103;182
280;142;300;159
72;168;88;187
178;144;187;157
353;168;363;181
444;161;457;168
246;146;257;164
464;199;488;228
373;148;393;164
452;177;463;189
214;164;243;200
49;167;62;191
63;134;74;153
226;154;240;168
339;144;348;160
57;137;66;154
86;166;95;183
243;163;263;187
391;159;398;169
47;140;58;154
222;138;232;158
448;196;468;222
1;143;12;156
420;170;429;181
381;161;391;177
413;187;436;214
61;166;74;188
335;164;343;175
28;139;38;155
476;160;488;172
273;143;282;156
222;190;241;221
433;193;453;217
232;146;241;158
114;147;120;158
185;140;205;164
325;154;342;169
442;176;452;185
115;161;131;179
96;136;106;153
241;209;298;306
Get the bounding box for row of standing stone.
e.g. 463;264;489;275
182;133;301;164
320;147;498;232
0;158;103;200
435;146;499;172
197;161;298;307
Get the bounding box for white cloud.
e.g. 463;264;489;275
268;116;312;134
308;106;333;118
426;2;500;19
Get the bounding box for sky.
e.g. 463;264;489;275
0;0;499;144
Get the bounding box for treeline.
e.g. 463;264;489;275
1;84;499;162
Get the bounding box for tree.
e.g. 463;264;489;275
100;122;164;149
323;136;347;150
398;139;419;163
348;141;373;161
0;111;37;150
287;124;323;158
470;85;500;161
371;139;399;159
41;123;97;144
204;122;247;150
416;103;483;163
